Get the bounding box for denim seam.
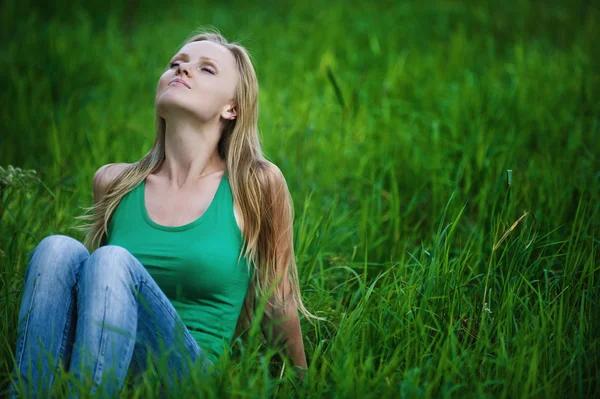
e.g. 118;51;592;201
116;280;140;374
91;286;109;391
16;274;39;369
57;293;73;369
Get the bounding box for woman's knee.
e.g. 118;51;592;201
26;234;90;281
88;245;135;266
81;245;141;285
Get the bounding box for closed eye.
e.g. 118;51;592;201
169;62;215;75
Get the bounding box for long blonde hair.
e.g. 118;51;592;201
73;27;323;346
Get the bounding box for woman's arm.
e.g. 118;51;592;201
262;277;308;372
260;163;308;379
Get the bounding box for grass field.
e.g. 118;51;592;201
1;0;599;397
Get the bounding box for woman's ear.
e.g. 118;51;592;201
223;103;237;120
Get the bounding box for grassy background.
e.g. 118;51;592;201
1;0;599;397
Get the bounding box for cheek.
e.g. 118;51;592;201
158;76;169;90
159;70;175;86
155;77;172;103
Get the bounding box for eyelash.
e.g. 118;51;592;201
169;62;215;75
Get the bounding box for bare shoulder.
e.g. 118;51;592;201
93;163;131;204
262;161;286;186
232;161;288;234
263;161;289;198
260;162;293;221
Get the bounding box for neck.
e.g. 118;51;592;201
158;116;226;190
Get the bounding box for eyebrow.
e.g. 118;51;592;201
172;53;222;71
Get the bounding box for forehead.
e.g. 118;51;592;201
175;41;236;69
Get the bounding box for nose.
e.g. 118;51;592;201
176;62;192;78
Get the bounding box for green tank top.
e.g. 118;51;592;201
106;172;254;365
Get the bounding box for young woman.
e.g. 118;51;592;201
8;29;322;398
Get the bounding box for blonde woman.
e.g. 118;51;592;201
8;29;322;398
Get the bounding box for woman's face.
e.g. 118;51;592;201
156;40;238;123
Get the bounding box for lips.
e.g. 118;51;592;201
169;78;191;89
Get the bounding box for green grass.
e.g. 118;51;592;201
1;0;599;397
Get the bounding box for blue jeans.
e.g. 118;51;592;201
7;234;218;398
